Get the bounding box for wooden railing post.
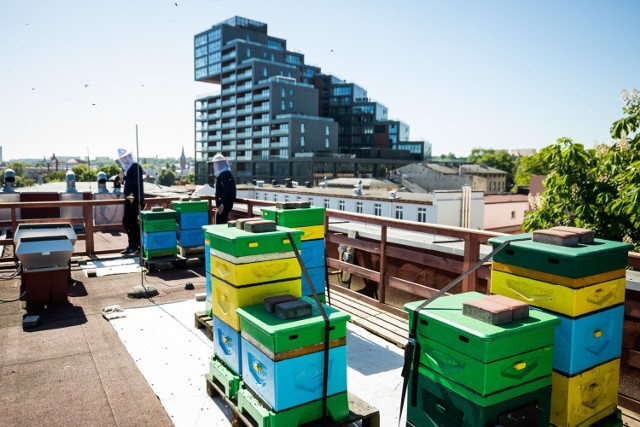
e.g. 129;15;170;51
84;203;95;255
461;234;481;293
378;225;387;304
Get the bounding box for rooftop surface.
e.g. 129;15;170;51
1;231;640;426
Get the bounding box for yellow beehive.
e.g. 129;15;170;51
490;270;625;317
211;275;301;331
297;224;325;241
492;261;625;289
550;358;620;427
211;255;301;287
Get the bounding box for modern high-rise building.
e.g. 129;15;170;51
194;17;430;185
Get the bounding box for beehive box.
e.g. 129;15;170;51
237;388;349;427
206;226;303;258
416;364;551;407
261;206;325;227
176;228;205;248
209;355;242;400
210;255;300;287
176;211;209;230
171;199;209;212
488;234;632;279
205;273;212;317
240;337;347;412
301;266;326;297
237;296;350;356
142;230;176;250
490;270;626;317
213;315;243;375
297;225;325;241
416;336;554;396
407;371;551;427
141;219;176;233
211;275;301;331
140;208;176;221
492;261;626;289
301;239;326;269
552;305;624;375
404;292;560;363
550;358;620;427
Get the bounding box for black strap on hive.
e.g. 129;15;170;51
287;232;331;427
397;237;530;426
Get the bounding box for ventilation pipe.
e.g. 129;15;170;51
461;185;471;228
3;169;16;192
96;171;108;193
65;170;78;193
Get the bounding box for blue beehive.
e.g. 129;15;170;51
241;337;347;412
553;304;624;375
142;230;176;250
301;239;325;269
177;211;209;230
301;266;325;297
177;228;205;247
213;315;242;375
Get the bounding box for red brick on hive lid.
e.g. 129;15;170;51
462;297;513;325
532;228;579;247
549;226;595;244
485;294;529;320
276;201;311;209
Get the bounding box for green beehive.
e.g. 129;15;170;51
205;225;303;258
140;208;177;232
261;206;325;227
404;292;559;364
236;296;350;357
171;198;209;212
407;371;552;426
488;234;633;279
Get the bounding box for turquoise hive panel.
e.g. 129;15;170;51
241;337;347;412
552;305;624;375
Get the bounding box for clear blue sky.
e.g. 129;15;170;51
1;0;638;162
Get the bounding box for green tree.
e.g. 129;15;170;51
467;148;518;190
99;163;122;179
72;164;97;182
183;173;195;184
158;169;177;186
523;88;640;249
47;171;67;182
7;162;27;176
513;146;554;188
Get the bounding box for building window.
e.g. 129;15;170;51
281;88;285;97
300;123;305;133
263;193;268;201
324;199;330;209
263;68;267;77
356;202;363;214
284;195;289;202
289;101;293;109
273;194;278;202
511;210;516;219
290;89;294;96
339;200;345;211
418;207;427;223
297;196;302;201
300;136;305;147
395;206;403;220
374;203;382;216
325;126;330;135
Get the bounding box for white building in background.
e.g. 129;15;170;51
236;178;486;230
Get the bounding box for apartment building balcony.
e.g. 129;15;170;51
221;110;236;118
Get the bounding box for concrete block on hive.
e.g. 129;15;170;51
532;229;579;247
275;299;312;319
234;217;263;230
276;201;310;209
244;219;277;233
550;226;595;244
462;297;513;325
485;294;529;320
264;294;298;313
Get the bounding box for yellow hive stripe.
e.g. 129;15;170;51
492;262;625;288
490;270;625;317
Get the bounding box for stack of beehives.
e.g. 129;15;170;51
140;207;177;259
171;197;209;257
489;227;632;426
404;291;559;427
261;202;327;301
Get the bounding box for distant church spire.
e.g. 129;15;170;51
180;147;187;175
